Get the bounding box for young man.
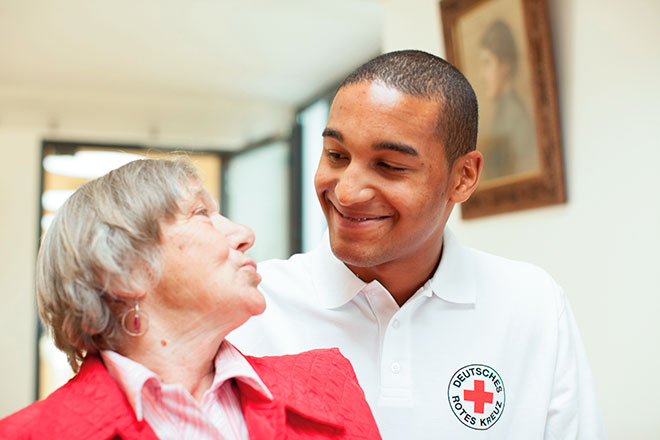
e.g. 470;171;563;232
229;50;605;439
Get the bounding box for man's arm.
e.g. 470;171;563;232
544;292;606;439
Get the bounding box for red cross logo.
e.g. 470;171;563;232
463;380;493;414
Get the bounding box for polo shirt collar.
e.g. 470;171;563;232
310;231;366;309
428;228;477;304
311;228;476;308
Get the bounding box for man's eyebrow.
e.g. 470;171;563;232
322;128;343;142
323;128;418;157
374;142;419;157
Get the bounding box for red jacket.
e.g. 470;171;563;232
0;348;380;439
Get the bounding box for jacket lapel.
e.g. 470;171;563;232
238;382;288;440
243;351;347;437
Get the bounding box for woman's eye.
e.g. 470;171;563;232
194;208;209;217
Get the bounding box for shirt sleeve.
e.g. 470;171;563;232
544;291;607;439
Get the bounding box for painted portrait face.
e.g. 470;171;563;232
315;81;457;276
480;48;511;100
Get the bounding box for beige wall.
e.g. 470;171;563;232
0;135;41;418
383;0;660;437
0;86;293;417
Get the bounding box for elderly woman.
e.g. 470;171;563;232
0;158;380;439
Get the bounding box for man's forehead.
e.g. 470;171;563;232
333;81;400;105
329;82;440;128
365;81;404;106
326;81;447;160
331;80;440;116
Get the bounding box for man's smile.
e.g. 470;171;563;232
331;202;392;224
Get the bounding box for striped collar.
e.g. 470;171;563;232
101;340;272;422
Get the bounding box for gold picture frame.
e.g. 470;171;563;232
440;0;565;218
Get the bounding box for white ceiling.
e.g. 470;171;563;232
0;0;383;106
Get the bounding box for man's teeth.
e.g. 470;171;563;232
342;214;381;222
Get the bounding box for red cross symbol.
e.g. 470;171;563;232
464;380;494;414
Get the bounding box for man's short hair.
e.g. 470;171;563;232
338;50;478;164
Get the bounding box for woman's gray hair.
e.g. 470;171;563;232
37;157;200;372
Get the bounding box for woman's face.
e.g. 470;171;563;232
480;48;510;100
152;181;265;332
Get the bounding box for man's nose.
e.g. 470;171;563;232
212;215;255;252
334;164;375;206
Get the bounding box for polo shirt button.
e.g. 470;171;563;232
391;362;401;374
392;319;400;329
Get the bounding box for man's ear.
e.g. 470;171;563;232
449;150;483;203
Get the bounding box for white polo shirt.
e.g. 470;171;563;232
228;230;606;439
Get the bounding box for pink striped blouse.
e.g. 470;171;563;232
101;341;273;439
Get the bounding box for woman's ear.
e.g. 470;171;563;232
112;289;145;300
449;150;483;203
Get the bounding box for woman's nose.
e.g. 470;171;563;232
212;215;255;252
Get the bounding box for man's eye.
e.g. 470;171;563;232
327;151;343;160
379;162;406;172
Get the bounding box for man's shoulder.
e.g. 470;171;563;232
445;230;554;283
258;251;312;278
256;251;319;301
459;243;565;310
230;250;344;355
467;245;556;283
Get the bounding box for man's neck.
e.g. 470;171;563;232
347;245;443;307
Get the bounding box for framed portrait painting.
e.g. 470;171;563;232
440;0;565;218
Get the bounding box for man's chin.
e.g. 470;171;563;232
329;240;382;268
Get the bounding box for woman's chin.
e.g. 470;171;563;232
247;288;267;316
